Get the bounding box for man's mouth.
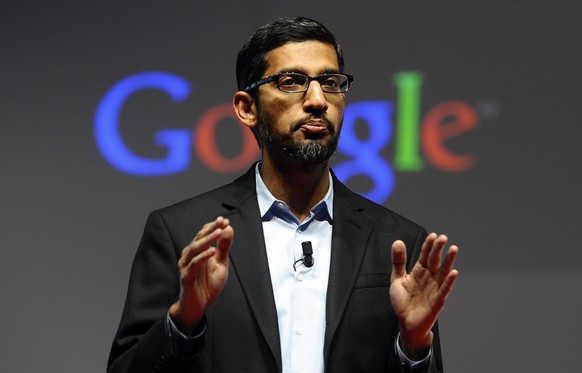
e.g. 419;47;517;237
292;116;335;136
300;121;329;134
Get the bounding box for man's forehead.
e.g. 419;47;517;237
264;40;340;74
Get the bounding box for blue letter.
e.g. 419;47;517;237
94;71;192;176
335;101;395;203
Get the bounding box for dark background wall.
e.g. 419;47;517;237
1;1;581;371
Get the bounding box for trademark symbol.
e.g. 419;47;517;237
475;100;500;120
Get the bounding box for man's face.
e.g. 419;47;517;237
255;40;345;165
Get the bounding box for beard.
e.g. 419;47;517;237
257;106;341;165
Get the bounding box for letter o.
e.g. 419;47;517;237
194;103;259;173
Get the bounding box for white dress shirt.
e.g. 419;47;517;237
256;164;334;373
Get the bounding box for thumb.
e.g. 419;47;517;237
391;240;407;282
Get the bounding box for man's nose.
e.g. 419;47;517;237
303;81;328;112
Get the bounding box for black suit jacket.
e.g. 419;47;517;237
107;165;444;372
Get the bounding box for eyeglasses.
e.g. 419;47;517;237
244;72;354;93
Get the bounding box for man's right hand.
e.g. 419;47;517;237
169;216;234;334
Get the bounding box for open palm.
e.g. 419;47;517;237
390;233;459;355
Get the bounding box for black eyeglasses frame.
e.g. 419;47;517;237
244;72;354;93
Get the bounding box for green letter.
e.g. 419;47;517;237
393;72;424;171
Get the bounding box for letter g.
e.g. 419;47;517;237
94;71;192;176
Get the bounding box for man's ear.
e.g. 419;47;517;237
233;91;258;130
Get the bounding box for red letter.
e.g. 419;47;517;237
421;101;478;172
195;103;259;173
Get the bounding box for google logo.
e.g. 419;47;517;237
95;71;480;203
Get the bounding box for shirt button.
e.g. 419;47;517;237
296;328;303;335
297;274;304;281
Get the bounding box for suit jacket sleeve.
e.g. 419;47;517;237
107;210;201;373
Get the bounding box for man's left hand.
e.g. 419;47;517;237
389;233;459;359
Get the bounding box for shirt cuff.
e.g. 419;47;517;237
395;333;432;373
166;312;207;357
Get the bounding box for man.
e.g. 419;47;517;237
108;17;458;373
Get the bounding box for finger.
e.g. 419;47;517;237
417;232;438;268
427;234;448;274
391;240;407;282
180;231;219;268
214;216;229;230
182;247;216;283
194;218;222;241
437;245;459;284
180;219;225;268
216;222;234;262
437;269;459;307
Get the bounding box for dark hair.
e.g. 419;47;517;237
236;17;345;94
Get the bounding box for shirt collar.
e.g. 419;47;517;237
255;163;334;225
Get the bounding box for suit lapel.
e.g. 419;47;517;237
221;167;374;370
324;176;372;361
223;166;282;371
